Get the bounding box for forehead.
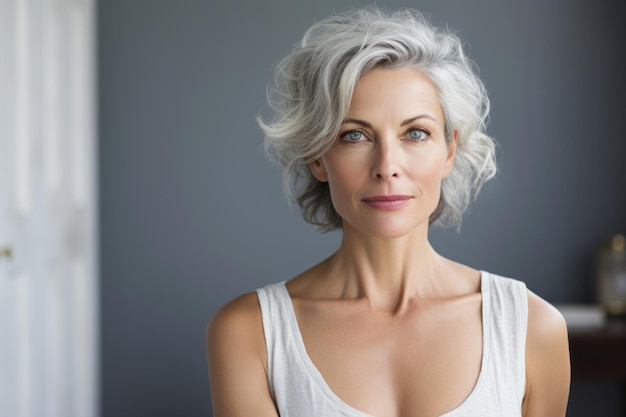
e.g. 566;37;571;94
347;67;443;123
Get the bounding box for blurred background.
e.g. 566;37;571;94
1;0;625;416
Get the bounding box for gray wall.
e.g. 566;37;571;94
99;1;626;416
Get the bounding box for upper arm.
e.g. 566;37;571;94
522;290;571;417
206;293;279;417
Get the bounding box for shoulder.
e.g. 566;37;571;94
206;291;268;376
525;289;569;363
522;289;570;416
206;292;280;416
525;289;568;348
207;291;265;355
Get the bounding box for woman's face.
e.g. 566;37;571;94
309;67;456;240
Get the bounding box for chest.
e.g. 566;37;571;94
292;296;483;417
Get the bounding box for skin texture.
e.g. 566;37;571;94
206;67;570;417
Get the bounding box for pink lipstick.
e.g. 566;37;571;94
362;195;412;210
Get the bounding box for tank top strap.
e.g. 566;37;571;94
482;271;528;402
256;281;289;399
257;281;374;416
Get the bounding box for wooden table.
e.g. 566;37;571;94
569;318;626;380
568;318;626;416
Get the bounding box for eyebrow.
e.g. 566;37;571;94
341;114;437;128
341;118;373;129
400;114;438;126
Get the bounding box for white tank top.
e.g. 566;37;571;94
257;271;528;417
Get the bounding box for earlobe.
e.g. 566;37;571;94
309;159;328;182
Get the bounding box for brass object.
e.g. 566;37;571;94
0;246;12;260
597;234;626;316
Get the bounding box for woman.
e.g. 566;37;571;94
207;8;570;417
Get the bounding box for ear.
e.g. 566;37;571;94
442;128;458;178
309;159;329;182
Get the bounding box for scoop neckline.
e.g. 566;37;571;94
279;270;492;417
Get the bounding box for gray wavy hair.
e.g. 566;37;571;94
259;8;497;232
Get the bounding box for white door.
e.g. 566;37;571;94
0;1;98;417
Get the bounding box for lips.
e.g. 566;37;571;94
362;195;412;210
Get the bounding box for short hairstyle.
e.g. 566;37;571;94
259;7;497;232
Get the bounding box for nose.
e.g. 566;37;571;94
370;139;400;181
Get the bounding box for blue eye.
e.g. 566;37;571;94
342;130;365;142
407;129;427;141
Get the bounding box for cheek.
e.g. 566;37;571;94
325;163;357;196
322;157;364;214
323;152;362;186
409;153;448;186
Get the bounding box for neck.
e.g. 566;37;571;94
324;224;450;313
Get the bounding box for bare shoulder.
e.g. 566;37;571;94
206;291;265;361
208;292;263;333
522;289;570;417
206;292;278;417
526;289;568;347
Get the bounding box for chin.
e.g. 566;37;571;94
345;217;429;240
